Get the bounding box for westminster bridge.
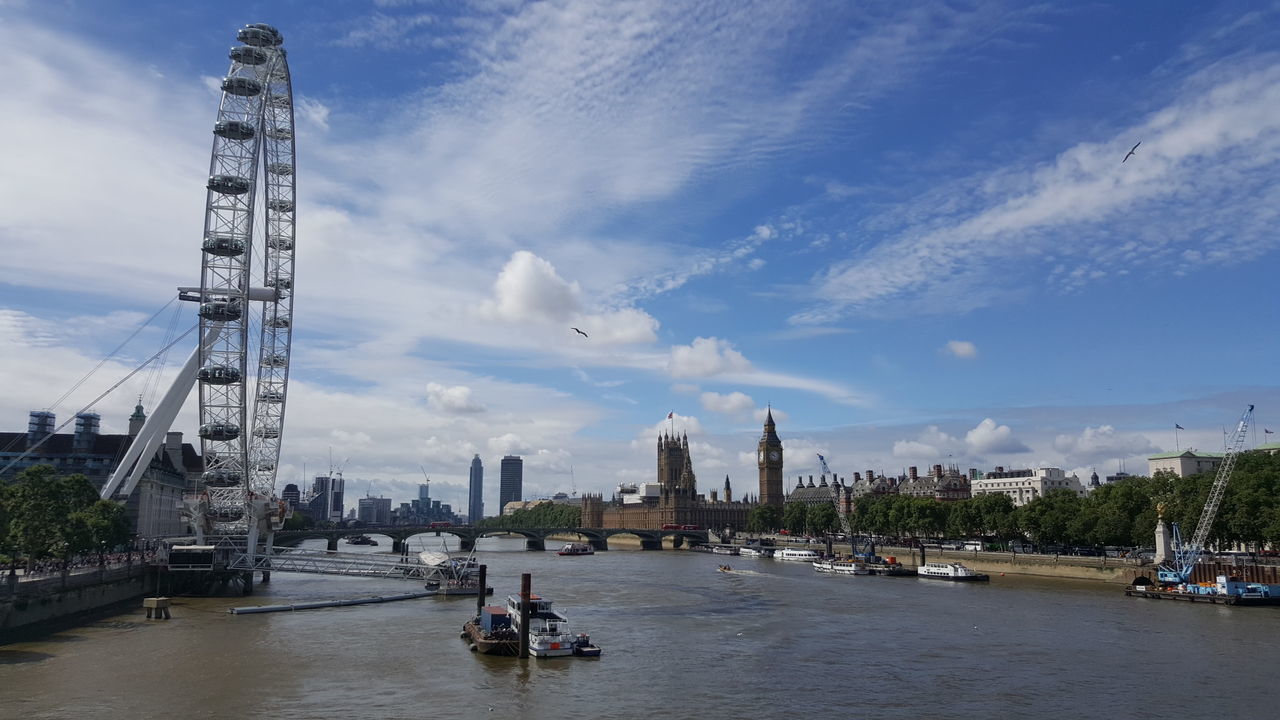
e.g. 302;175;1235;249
273;525;713;553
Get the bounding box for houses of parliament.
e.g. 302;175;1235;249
580;410;785;531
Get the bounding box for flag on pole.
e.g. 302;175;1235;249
667;411;674;419
1266;428;1275;434
1175;424;1184;430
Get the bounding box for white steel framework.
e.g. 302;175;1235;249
197;23;297;541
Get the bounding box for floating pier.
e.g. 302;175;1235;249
229;590;436;614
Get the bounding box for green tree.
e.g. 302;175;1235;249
747;504;780;533
782;502;807;534
8;466;102;566
69;500;132;564
806;503;837;534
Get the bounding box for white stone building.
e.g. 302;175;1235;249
1146;450;1224;478
971;467;1086;507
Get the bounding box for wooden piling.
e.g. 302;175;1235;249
519;572;531;659
476;564;487;618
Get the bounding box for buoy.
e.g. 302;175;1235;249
470;644;478;652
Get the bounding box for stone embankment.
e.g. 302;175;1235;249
1;564;156;641
889;547;1147;584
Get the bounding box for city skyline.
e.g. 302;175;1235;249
1;2;1278;515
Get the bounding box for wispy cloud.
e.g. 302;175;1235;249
795;59;1280;322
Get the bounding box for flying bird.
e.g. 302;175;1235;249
571;327;588;338
1123;141;1141;163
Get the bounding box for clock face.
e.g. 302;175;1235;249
768;450;780;461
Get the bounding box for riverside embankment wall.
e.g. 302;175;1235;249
1;564;155;641
893;548;1143;583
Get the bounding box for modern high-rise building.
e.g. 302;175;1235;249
468;454;484;523
418;482;430;505
499;455;523;511
308;474;345;523
357;496;392;525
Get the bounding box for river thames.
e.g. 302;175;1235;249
3;535;1279;719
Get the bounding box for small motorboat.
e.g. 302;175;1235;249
572;633;602;657
717;564;733;573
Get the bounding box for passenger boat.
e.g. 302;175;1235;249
557;542;594;556
739;546;772;558
509;593;577;657
916;562;990;582
812;559;870;575
711;545;739;556
773;548;821;562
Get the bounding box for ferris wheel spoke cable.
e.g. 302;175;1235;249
45;295;180;413
0;324;198;477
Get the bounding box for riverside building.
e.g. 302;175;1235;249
0;408;202;537
970;466;1086;506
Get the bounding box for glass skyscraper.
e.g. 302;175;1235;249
468;454;484;523
499;455;523;513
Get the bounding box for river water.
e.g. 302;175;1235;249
2;535;1278;719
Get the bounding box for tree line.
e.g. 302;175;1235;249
478;501;581;529
1;465;133;569
741;451;1280;550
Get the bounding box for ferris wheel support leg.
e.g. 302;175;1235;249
100;323;225;501
261;531;274;583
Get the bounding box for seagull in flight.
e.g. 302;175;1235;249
1123;141;1141;163
571;327;589;338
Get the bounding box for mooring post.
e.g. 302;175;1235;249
476;564;487;617
519;572;531;659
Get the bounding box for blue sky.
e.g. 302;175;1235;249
1;1;1277;514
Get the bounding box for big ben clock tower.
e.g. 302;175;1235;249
757;408;784;507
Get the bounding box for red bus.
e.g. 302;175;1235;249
660;523;680;530
428;521;451;528
680;524;700;530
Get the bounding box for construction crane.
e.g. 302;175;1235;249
818;453;858;555
1158;404;1253;584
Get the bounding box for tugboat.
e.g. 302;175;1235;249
462;605;519;656
572;633;602;657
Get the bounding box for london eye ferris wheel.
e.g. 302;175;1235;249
195;23;298;539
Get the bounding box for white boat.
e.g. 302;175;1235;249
711;545;739;556
739;546;772;558
812;559;870;575
773;548;821;562
916;562;990;582
508;593;576;657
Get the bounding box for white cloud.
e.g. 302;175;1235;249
797;60;1280;322
700;391;755;416
637;412;704;443
943;340;978;359
425;383;486;414
892;425;965;459
965;418;1031;454
487;433;530;456
483;251;581;324
668;337;752;378
1052;425;1160;467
